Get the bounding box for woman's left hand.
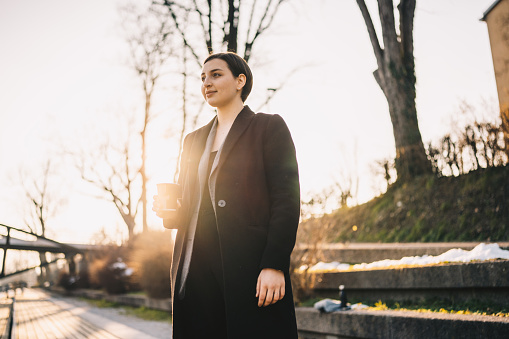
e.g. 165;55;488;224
256;268;285;307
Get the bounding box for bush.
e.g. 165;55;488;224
57;270;78;291
88;246;135;294
129;231;173;299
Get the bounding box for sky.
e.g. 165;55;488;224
0;0;500;244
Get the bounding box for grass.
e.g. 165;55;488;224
313;165;509;243
124;306;172;321
80;298;119;308
79;297;172;322
299;297;509;317
365;299;509;318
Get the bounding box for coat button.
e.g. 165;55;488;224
218;200;226;207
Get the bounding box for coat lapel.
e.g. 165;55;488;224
172;116;215;298
209;106;255;210
183;116;216;217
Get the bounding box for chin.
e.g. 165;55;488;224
206;99;221;108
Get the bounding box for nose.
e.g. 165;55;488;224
203;76;211;87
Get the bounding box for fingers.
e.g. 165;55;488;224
152;195;162;212
257;286;267;307
256;269;286;307
153;195;179;219
258;285;284;307
263;289;274;307
273;288;280;305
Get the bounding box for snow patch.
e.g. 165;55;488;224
307;243;509;272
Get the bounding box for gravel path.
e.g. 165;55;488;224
50;292;172;339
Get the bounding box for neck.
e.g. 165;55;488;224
216;100;245;127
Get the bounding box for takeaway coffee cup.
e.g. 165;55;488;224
156;183;181;210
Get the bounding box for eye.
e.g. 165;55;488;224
213;72;221;77
201;76;206;82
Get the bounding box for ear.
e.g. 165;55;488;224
236;74;246;91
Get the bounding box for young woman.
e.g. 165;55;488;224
153;52;300;339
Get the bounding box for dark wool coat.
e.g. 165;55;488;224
164;106;300;339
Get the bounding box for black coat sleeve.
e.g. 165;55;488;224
259;114;300;272
163;134;191;229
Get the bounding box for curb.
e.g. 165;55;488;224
296;307;509;339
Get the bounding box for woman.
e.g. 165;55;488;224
153;52;300;339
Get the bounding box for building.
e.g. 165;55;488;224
481;0;509;153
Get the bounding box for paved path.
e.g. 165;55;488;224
12;289;170;339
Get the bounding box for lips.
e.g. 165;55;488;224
205;91;217;97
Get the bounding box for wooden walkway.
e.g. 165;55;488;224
0;297;12;336
13;289;119;339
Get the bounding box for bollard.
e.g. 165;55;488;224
339;285;349;310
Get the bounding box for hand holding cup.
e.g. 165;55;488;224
153;183;181;221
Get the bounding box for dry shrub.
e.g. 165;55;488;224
291;190;337;304
426;103;508;177
88;245;133;294
129;230;173;299
57;270;77;291
291;216;334;304
88;256;107;288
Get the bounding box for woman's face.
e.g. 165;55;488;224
201;59;244;108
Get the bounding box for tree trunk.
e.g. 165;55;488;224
379;68;431;181
38;251;49;285
357;0;432;182
225;0;239;53
141;90;150;233
502;108;509;158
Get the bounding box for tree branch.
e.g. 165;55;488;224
244;0;285;62
245;0;258;47
356;0;384;70
224;0;239;52
377;0;400;63
255;64;308;111
162;1;203;68
192;0;213;54
398;0;416;68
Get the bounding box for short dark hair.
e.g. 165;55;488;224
204;52;253;102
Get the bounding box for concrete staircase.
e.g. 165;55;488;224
295;242;509;338
296;307;509;339
310;260;509;305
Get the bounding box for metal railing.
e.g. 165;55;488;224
0;223;81;279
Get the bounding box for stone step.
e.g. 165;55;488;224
308;260;509;305
294;242;509;264
296;307;509;339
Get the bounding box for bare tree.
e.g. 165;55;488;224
173;44;208;181
154;0;293;116
158;0;287;64
18;160;65;283
73;131;140;242
120;3;176;233
356;0;432;182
